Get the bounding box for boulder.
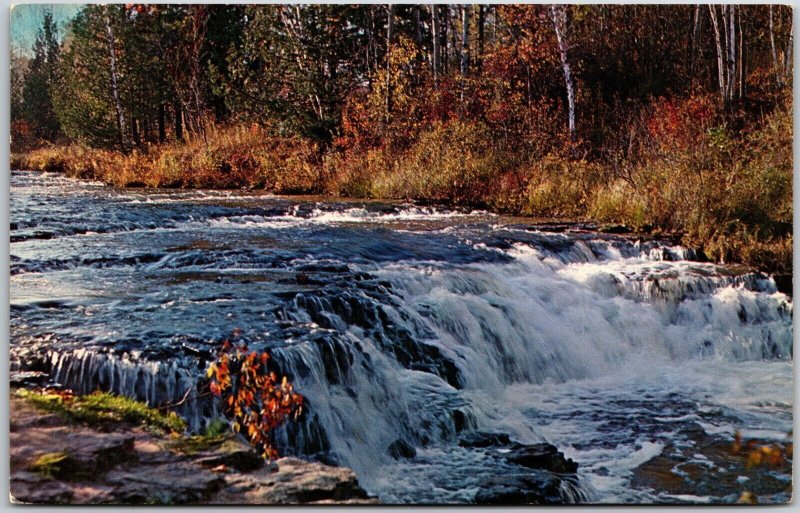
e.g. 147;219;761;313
474;472;564;505
458;431;512;448
388;439;416;460
195;439;264;472
505;443;578;474
214;457;376;504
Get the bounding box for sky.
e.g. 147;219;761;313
10;3;84;55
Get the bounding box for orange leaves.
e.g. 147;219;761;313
731;430;792;470
207;339;304;461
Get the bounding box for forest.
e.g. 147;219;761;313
10;4;794;274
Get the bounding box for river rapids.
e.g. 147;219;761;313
9;170;793;504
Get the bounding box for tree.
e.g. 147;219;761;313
222;5;367;144
550;4;575;139
708;5;726;103
10;50;28;122
103;5;130;150
22;9;62;142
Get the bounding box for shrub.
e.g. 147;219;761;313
207;340;304;461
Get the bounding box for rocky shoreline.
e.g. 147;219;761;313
9;391;377;505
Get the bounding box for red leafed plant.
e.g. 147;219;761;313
207;339;304;460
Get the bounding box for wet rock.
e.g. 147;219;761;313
474;472;564;505
214;457;376;504
773;274;792;296
388;439;416;460
505;443;578;474
598;224;631;234
458;431;511;448
9;370;50;388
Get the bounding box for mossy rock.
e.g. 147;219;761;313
29;452;74;478
16;389;186;434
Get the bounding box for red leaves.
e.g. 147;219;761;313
207;339;304;461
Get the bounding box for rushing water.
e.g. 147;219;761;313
9;170;793;504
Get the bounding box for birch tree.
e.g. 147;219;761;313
431;4;439;87
770;6;783;86
550;4;575;139
103;6;129;150
708;5;726;102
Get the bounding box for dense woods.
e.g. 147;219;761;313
10;4;794;273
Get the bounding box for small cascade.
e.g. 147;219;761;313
45;348;215;431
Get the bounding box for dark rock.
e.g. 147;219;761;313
195;441;264;472
452;410;467;433
774;274;792;296
458;431;512;448
388;439;416;460
9;371;50;388
598;224;631;234
474;472;564;505
506;443;578;474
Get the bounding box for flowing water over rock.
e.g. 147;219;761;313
10;170;793;504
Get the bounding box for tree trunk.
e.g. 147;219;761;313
175;103;184;142
103;6;129;151
385;4;394;123
770;6;783;86
477;5;485;71
442;5;448;74
461;5;470;77
550;4;576;140
415;6;422;47
737;8;744;99
727;5;737;101
431;4;439;87
690;5;701;78
158;103;166;143
708;5;726;103
132;118;141;146
785;15;793;80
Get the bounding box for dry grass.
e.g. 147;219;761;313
11;97;792;274
11;125;322;192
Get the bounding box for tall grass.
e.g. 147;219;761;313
11;97;792;273
11;125;321;192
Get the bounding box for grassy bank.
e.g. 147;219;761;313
11;98;792;275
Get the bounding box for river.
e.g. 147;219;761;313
9;169;793;504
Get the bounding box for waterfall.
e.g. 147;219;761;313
23;232;789;493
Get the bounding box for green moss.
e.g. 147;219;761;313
17;389;186;434
168;418;231;455
28;452;71;478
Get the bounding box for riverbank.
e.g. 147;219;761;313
10;96;792;276
10;387;377;505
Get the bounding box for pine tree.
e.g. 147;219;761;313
22;10;62;141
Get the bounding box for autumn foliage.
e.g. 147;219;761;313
731;430;793;469
207;340;304;460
